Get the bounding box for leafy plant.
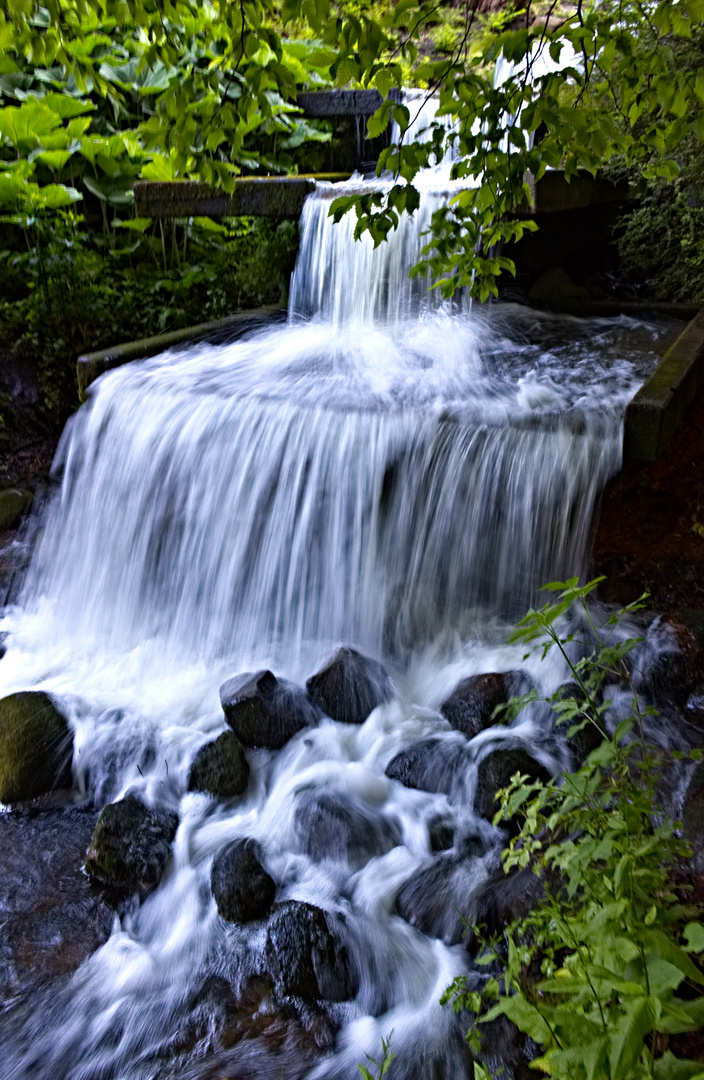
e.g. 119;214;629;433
358;1032;395;1080
443;579;704;1080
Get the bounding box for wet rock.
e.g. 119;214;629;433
441;671;524;739
395;849;485;945
188;730;249;798
220;670;321;750
681;761;704;869
464;864;546;954
160;971;337;1079
474;747;551;827
429;817;454;852
306;646;393;725
0;690;73;804
0;802;113;1004
211;838;276;924
634;613;703;710
553;682;604;768
0;487;33;531
385;736;467;795
294;789;401;869
84;794;179;894
265;900;357;1002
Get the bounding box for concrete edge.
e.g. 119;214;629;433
623;307;704;463
77;307;287;397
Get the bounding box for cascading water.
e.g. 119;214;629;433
0;97;672;1080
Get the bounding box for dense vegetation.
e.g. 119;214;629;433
445;579;704;1080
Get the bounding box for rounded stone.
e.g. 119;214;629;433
210;838;276;924
188;730;249;798
306;647;393;725
0;690;73;804
84;794;179;893
265;900;357;1002
474;746;551;828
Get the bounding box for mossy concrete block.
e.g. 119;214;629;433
0;691;73;804
77;307;286;397
0;488;33;531
624;308;704;462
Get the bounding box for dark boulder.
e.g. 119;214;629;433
293;789;400;869
84;794;179;894
306;647;393;725
464;863;546;954
220;670;321;750
0;690;73;804
211;837;276;923
395;848;485;944
265;900;358;1002
188;730;249;798
385;737;467;795
441;671;524;739
633;613;703;710
474;747;551;827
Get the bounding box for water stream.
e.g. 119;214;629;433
0;141;674;1078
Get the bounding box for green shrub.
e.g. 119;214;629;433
444;579;704;1080
0;210;299;428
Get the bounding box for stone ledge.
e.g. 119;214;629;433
77;307;286;397
297;89;402;117
133;178;318;219
624;308;704;463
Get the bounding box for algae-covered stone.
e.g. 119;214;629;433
188;730;250;798
0;691;73;804
0;488;33;531
84;794;178;893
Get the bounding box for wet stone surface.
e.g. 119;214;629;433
306;646;393;725
84;794;179;895
211;837;276;924
385;736;468;795
265;900;358;1002
0;801;114;1006
440;670;523;739
220;670;322;749
188;730;250;799
293;788;401;869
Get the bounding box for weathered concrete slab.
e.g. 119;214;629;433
134;178;316;219
624;308;704;463
297;89;402;117
77;308;286;397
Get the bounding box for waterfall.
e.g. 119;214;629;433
0;91;666;1080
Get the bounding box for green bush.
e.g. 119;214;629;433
0;210;298;428
444;579;704;1080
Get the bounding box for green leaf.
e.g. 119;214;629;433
608;996;657;1080
684;923;704;953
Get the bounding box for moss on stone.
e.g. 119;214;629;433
188;730;250;798
0;489;33;531
0;691;73;804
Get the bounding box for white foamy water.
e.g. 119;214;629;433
0;93;671;1080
